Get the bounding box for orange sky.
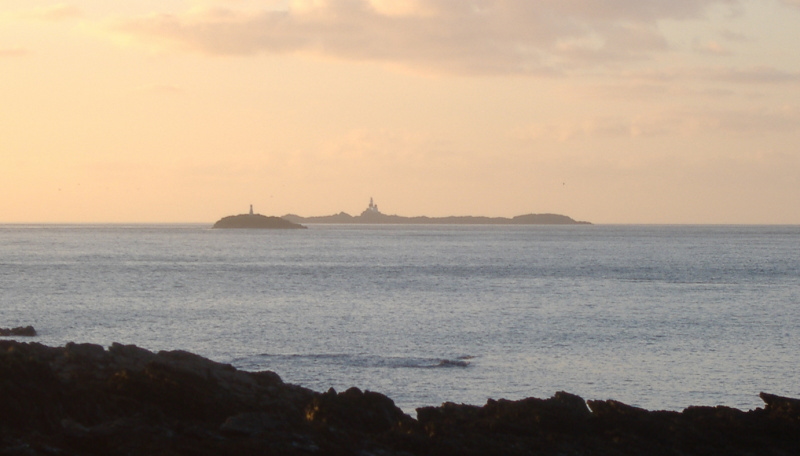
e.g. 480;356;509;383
2;0;799;223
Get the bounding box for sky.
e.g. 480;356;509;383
2;0;799;224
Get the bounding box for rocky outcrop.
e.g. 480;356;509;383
212;214;307;229
2;340;798;455
511;213;591;224
0;326;36;337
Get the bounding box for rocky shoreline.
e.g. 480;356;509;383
1;340;798;455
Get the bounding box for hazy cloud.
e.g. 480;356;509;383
112;0;738;75
315;128;446;170
21;4;82;21
522;106;800;142
616;66;800;86
709;67;800;84
693;39;731;56
0;47;29;57
718;29;749;42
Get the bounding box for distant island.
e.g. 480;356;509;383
283;198;590;225
213;206;307;229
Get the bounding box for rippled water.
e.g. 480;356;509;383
1;224;798;413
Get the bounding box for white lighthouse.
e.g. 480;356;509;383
367;197;379;213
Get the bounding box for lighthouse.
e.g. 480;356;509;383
249;204;254;215
367;197;379;213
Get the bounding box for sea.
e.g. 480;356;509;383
1;224;798;415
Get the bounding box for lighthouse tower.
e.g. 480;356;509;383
367;198;379;213
249;204;254;215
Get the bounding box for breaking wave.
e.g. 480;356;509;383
234;353;473;371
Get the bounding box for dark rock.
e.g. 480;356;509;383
2;340;800;455
305;387;414;434
220;412;281;436
64;342;106;361
760;392;800;420
0;326;37;337
418;391;591;438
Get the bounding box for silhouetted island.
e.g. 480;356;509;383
213;205;306;229
2;339;799;456
283;198;591;225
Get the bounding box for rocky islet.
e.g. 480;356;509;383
0;326;36;337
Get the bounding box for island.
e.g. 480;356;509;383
212;205;307;229
2;339;799;456
283;198;591;225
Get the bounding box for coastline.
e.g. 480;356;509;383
282;212;591;225
2;340;798;456
281;198;591;225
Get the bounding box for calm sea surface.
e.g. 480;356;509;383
1;224;798;414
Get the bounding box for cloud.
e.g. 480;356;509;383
708;67;800;84
615;66;800;87
111;0;738;75
718;29;749;42
21;4;82;21
314;128;447;170
693;40;731;56
521;106;800;142
0;47;29;57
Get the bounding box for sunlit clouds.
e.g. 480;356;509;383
110;0;736;75
19;4;83;21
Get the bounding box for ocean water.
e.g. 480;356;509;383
1;224;798;414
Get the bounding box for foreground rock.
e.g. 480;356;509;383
2;341;799;455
